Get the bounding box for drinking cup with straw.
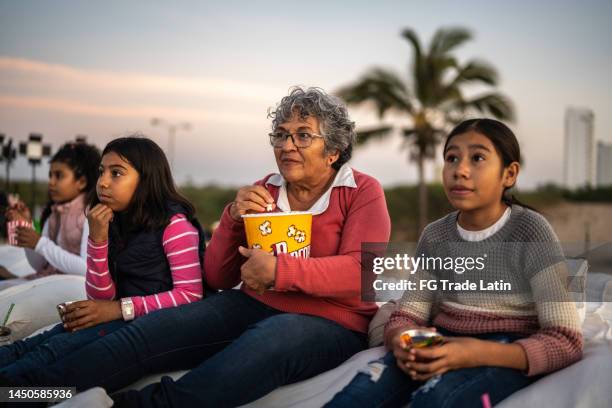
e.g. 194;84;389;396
0;303;15;346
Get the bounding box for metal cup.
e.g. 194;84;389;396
400;329;444;349
56;301;75;321
0;326;12;346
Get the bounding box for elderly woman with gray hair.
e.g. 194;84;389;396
10;87;391;407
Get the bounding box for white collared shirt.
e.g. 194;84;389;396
265;164;357;215
456;206;512;242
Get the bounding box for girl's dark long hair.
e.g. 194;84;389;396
87;136;195;230
443;118;536;212
41;142;101;227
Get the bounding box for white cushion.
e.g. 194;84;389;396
0;274;86;341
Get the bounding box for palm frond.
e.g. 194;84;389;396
402;28;429;104
451;59;498;86
401;28;423;65
355;126;394;146
429;27;472;57
336;68;413;118
433;56;459;72
460;93;515;122
423;55;461;106
436;60;498;105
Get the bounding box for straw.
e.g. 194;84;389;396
481;393;492;408
2;303;15;327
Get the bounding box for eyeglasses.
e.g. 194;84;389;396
268;131;324;148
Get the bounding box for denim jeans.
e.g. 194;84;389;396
14;290;368;407
325;330;536;408
0;320;127;377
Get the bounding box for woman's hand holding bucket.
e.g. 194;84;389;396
238;246;277;295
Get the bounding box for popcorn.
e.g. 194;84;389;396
265;203;274;212
7;220;33;246
287;225;306;243
258;220;272;236
7;194;20;207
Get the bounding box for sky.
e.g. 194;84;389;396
0;0;611;189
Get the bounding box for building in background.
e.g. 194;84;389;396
564;107;595;190
597;141;612;187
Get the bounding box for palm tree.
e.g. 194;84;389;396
337;27;515;233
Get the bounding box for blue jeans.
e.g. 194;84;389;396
325;330;536;408
14;290;368;407
0;320;127;377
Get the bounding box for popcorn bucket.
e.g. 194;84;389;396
7;220;33;246
242;211;312;258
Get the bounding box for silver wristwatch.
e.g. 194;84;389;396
121;298;135;321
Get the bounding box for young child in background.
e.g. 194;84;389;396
2;142;101;286
0;136;206;378
326;119;583;408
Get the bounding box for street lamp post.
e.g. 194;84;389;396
19;133;51;211
150;118;191;169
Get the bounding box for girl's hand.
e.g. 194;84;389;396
6;201;32;222
238;246;276;294
88;204;114;243
390;327;438;374
62;300;122;332
229;186;275;222
15;227;41;249
401;337;483;381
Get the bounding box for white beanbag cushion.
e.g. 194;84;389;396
0;274;86;341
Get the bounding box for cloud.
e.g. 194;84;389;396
0;56;286;102
0;56;284;123
0;94;262;124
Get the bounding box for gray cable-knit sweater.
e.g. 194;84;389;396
384;205;583;376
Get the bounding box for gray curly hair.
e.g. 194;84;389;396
268;87;356;170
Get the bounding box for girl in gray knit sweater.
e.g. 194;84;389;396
326;119;582;408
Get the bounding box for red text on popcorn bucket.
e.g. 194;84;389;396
272;241;311;258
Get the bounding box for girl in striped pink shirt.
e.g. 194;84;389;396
0;137;205;378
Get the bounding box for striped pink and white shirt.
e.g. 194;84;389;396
86;214;203;317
